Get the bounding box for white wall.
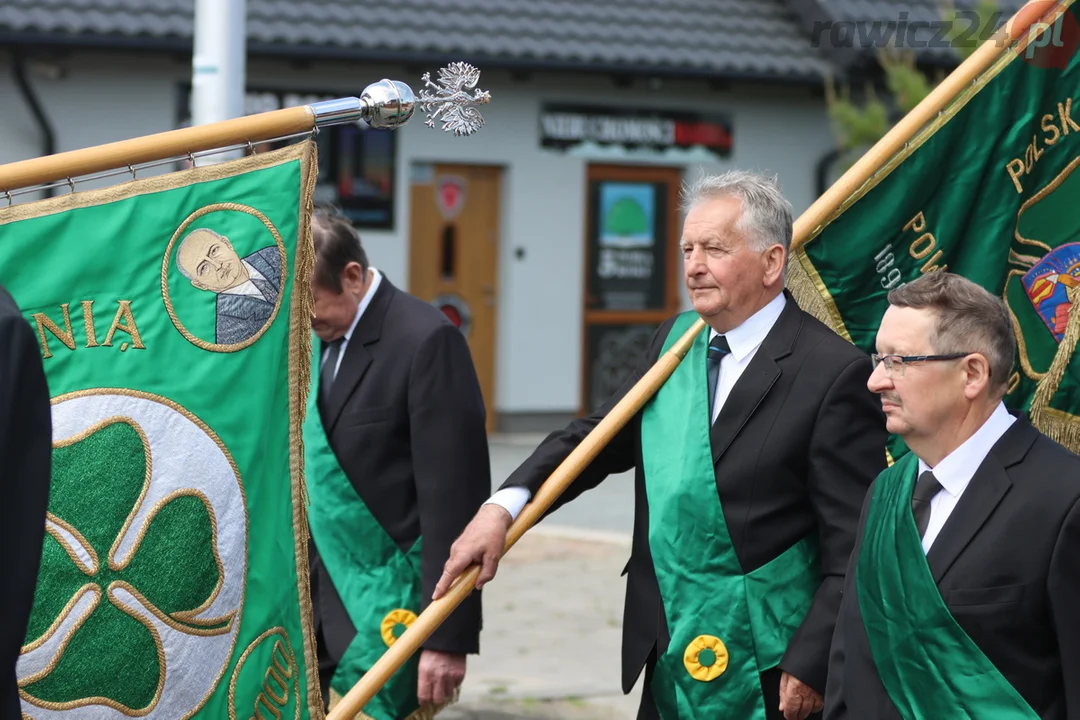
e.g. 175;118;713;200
0;50;837;416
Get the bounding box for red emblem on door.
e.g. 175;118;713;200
436;175;467;220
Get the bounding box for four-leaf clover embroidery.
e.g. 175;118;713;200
22;418;223;713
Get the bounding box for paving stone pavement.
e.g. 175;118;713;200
438;528;642;720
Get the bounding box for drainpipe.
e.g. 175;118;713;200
11;48;57;198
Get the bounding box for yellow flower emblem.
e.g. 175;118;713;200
683;634;728;682
380;608;418;648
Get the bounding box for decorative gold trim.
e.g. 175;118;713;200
20;582;167;717
108;580;232;637
286;140;323;719
1005;268;1050;381
160;202;288;353
1029;283;1080;450
227;627;301;720
0;143;311;226
145;489;226;627
1009;249;1041;269
44;513;99;576
45;387;248;719
788;247;853;341
18;583;99;657
1014;154;1080;254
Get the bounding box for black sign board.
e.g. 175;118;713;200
540;104;733;158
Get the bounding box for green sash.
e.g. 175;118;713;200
303;338;424;720
641;312;822;719
855;453;1038;719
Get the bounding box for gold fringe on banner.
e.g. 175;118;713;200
1028;285;1080;453
285;139;323;718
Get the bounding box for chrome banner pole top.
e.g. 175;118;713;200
309;62;491;136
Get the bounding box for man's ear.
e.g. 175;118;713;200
340;262;366;292
762;245;786;285
962;353;993;400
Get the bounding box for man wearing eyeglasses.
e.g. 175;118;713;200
824;270;1080;720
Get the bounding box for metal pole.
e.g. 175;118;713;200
192;0;247;163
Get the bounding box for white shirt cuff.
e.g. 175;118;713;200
484;486;532;522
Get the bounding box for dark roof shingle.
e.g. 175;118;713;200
0;0;834;81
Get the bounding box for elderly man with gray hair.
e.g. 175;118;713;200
435;170;888;719
825;271;1080;720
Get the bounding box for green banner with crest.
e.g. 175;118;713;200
1;142;323;720
791;0;1080;457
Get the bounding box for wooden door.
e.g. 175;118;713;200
409;163;501;431
581;164;684;414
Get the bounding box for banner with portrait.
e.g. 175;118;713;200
0;141;323;720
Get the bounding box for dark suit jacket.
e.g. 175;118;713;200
503;291;887;697
215;246;281;345
0;286;52;720
825;416;1080;720
310;276;490;661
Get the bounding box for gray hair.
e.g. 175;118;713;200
887;271;1016;398
680;170;794;256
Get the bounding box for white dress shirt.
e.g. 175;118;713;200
320;268;382;382
486;292;788;521
221;260;268;301
916;401;1015;553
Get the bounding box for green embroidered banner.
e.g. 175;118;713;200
790;1;1080;457
1;142;323;720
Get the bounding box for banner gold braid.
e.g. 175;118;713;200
326;3;1064;717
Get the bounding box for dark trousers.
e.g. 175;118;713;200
637;664;822;720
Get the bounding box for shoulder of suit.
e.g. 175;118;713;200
384;287;462;336
1019;431;1080;485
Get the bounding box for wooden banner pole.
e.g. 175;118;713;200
328;3;1064;716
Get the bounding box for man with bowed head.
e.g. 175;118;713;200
435;171;887;720
825;271;1080;720
303;210;490;719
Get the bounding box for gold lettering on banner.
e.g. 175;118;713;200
1007;96;1080;194
33;304;76;359
102;301;145;351
252;692;282;720
250;642;295;719
901;212;948;274
1042;113;1062;147
81;301;99;347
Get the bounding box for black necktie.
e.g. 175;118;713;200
320;339;344;406
912;470;943;539
706;334;732;420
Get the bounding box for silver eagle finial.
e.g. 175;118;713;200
417;62;492;137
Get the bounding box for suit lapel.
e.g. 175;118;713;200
709;291;800;464
926;414;1038;583
322;278;393;433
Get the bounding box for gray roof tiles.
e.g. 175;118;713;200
2;0;1022;79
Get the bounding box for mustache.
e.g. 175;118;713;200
880;394;901;405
